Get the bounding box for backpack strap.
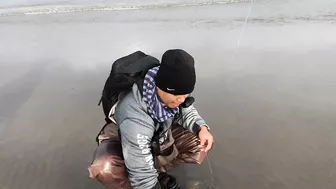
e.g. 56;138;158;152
151;119;163;156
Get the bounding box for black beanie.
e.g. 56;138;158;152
155;49;196;95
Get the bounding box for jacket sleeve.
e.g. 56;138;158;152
118;117;161;189
179;104;210;134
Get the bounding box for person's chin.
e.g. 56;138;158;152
169;104;179;108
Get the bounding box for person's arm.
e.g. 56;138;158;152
119;118;161;189
180;104;214;152
179;104;210;134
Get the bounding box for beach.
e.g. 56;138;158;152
1;0;336;188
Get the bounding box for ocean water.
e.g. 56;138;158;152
0;0;253;17
0;0;245;8
1;0;335;18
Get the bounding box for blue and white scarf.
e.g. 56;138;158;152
142;66;179;123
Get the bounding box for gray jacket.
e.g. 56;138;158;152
113;83;208;189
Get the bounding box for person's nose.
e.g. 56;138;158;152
176;96;186;103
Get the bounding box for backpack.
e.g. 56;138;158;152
98;51;160;123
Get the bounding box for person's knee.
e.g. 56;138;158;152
88;139;130;188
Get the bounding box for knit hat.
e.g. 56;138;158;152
155;49;196;95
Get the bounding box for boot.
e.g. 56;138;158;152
158;172;180;189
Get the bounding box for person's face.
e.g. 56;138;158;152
157;87;189;109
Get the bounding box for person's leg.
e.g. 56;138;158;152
171;124;207;165
154;123;207;171
154;124;207;189
89;123;206;189
88;122;132;189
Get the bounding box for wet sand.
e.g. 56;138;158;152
1;0;336;189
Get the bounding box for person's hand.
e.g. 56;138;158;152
198;126;214;153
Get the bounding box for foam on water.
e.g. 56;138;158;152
0;0;251;17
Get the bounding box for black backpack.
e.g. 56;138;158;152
98;51;160;123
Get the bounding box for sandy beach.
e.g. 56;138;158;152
1;0;336;188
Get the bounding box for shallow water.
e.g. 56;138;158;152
1;0;336;189
0;0;246;9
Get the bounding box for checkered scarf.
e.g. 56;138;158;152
142;66;179;123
